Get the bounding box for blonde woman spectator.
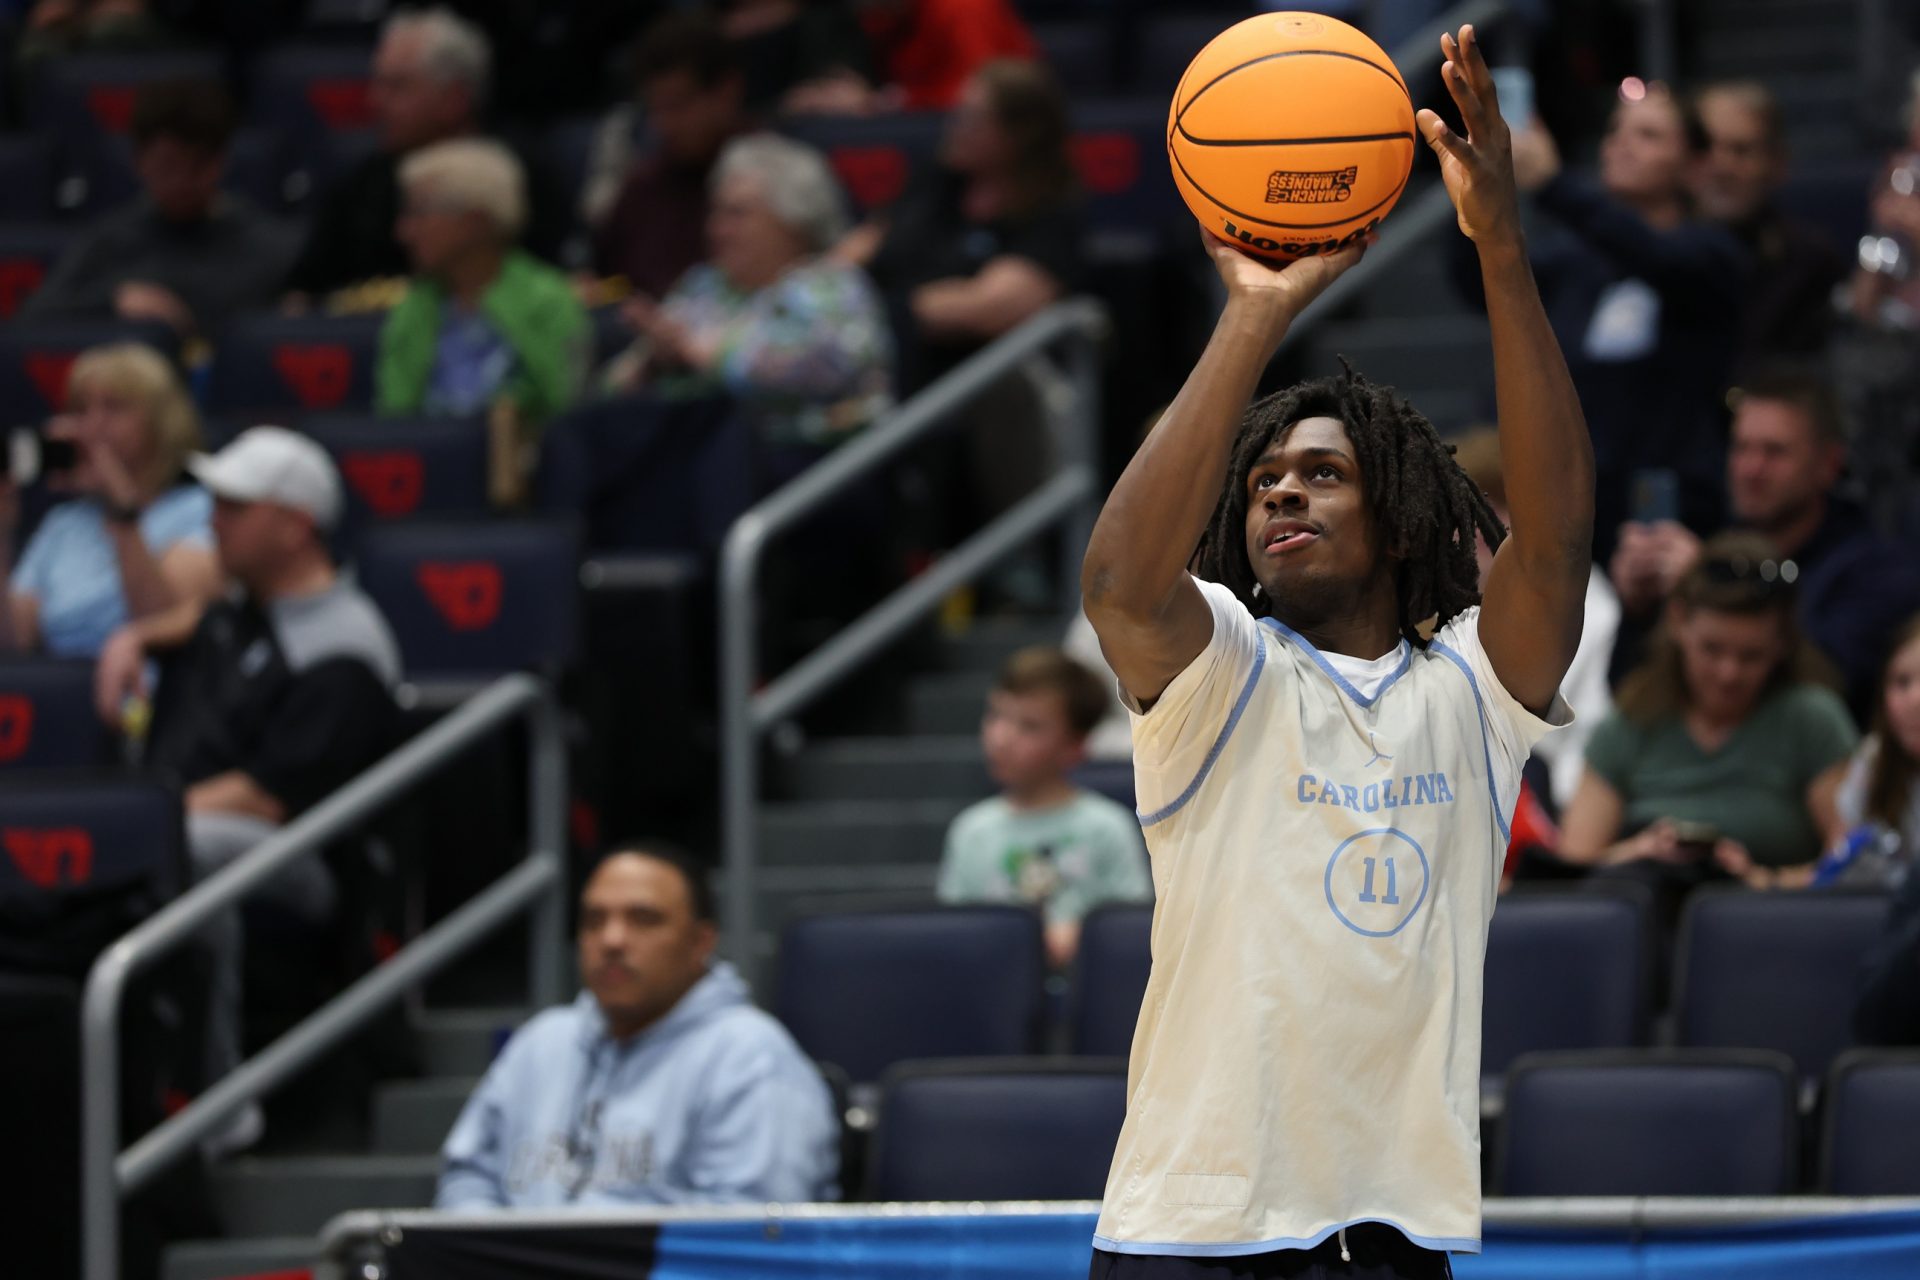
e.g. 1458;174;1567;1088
5;343;220;659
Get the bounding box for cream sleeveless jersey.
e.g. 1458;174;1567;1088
1094;578;1571;1257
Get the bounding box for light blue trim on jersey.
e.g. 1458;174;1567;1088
1427;640;1511;845
1137;634;1267;828
1259;617;1411;709
1092;1218;1482;1257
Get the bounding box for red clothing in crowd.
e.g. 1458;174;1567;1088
864;0;1037;110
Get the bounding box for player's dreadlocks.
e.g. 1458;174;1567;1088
1198;362;1505;648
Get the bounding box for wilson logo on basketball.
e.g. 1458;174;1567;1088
1265;166;1358;205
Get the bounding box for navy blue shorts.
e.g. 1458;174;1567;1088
1089;1224;1454;1280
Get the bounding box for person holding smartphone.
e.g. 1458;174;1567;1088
1559;531;1857;932
4;343;221;664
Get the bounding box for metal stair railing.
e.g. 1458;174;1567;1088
81;672;570;1280
720;298;1107;985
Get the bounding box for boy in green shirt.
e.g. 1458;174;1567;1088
937;646;1152;967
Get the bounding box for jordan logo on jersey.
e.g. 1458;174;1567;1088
1295;771;1455;815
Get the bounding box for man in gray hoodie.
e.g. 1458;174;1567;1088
436;845;839;1208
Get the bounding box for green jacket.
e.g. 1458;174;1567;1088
376;250;588;426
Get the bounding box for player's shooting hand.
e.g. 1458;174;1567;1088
1416;25;1522;247
1199;224;1367;327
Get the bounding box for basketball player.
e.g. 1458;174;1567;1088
1081;26;1591;1280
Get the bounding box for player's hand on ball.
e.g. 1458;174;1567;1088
1200;223;1367;323
1416;25;1522;246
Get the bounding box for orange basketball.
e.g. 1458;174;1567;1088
1168;12;1416;261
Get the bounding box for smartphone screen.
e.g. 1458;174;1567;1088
1629;467;1681;525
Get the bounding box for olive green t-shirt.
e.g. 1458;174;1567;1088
936;790;1152;924
1583;683;1859;867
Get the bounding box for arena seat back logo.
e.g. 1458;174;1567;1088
273;344;354;409
5;827;93;887
0;694;34;762
343;451;424;517
417;561;503;631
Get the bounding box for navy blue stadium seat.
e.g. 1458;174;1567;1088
1777;163;1875;257
1482;888;1648;1082
775;113;945;215
867;1058;1128;1200
26;52;225;214
1071;99;1183;248
1821;1050;1920;1194
299;414;490;528
0;318;178;420
207;312;383;415
0;224;78;319
249;43;375;154
0;659;110;771
1071;902;1152;1055
1133;12;1259;101
1675;888;1892;1080
1496;1050;1799;1196
354;519;581;680
0;776;184;912
775;905;1046;1083
0;135;58;221
1034;18;1117;96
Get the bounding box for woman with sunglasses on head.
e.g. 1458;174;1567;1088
1559;531;1856;927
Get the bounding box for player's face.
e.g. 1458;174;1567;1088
1242;416;1382;605
577;854;716;1038
1672;605;1786;723
1727;398;1836;531
981;688;1084;794
1883;634;1920;760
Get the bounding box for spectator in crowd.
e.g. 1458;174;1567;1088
841;57;1081;561
4;344;219;660
1476;81;1749;562
844;58;1080;389
1847;69;1920;331
1690;80;1847;370
1452;427;1618;812
378;138;589;507
123;427;399;1144
15;0;171;70
284;7;566;302
1560;532;1856;924
1829;616;1920;886
937;647;1150;968
855;0;1036;111
20;80;298;338
603;133;891;456
1608;370;1920;720
437;844;839;1208
592;13;752;301
718;0;878;117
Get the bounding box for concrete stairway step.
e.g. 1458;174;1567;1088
209;1154;439;1238
162;1237;316;1280
927;617;1074;673
778;735;989;802
759;798;965;866
905;670;999;736
411;1007;528;1078
372;1076;481;1155
759;861;944;931
1309;317;1492;400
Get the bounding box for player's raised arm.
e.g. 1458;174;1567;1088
1417;24;1594;713
1080;235;1363;707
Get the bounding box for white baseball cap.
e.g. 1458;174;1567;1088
188;426;343;529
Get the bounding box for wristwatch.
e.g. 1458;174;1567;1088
102;499;142;525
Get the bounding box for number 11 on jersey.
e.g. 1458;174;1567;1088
1357;856;1400;906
